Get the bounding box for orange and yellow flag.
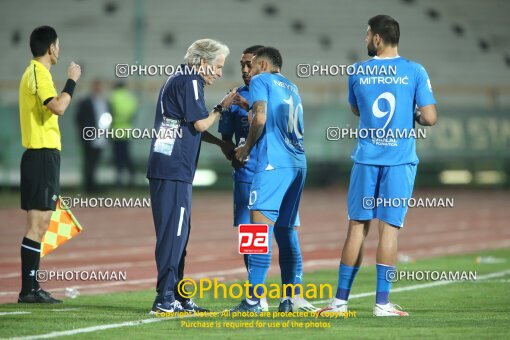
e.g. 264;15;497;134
40;197;83;257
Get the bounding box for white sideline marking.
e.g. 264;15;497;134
10;269;510;339
0;260;155;280
10;319;162;339
0;267;248;297
310;268;510;306
0;311;31;316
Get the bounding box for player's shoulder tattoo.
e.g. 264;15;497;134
252;101;267;116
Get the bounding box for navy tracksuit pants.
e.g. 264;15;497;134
149;179;192;303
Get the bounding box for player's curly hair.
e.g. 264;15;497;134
184;39;230;67
253;46;283;69
368;15;400;46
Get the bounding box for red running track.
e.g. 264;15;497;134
1;188;509;304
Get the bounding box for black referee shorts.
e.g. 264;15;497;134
20;148;60;211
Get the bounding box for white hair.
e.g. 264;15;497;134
184;39;230;67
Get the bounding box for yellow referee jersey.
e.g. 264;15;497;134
19;59;60;150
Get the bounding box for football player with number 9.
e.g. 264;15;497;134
319;15;437;317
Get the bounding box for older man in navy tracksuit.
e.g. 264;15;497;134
147;39;235;314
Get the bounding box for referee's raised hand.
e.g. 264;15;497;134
68;61;81;82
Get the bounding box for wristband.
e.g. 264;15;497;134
213;104;223;114
62;79;76;97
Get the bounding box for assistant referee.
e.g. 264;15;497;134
18;26;81;303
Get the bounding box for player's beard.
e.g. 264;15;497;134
242;73;250;85
250;64;261;78
367;41;377;57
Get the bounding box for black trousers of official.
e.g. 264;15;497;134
175;222;190;300
112;140;134;185
149;179;192;303
82;144;102;193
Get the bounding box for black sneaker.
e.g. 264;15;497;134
149;300;186;316
229;299;262;313
150;295;163;312
179;299;210;313
278;298;293;312
18;289;62;304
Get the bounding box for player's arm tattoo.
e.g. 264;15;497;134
245;101;267;150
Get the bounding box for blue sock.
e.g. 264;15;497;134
376;263;394;305
274;227;302;296
243;254;249;271
296;247;303;286
247;224;273;302
335;263;360;300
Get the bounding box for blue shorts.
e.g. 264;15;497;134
248;168;305;227
233;181;251;227
234;181;301;227
347;163;417;227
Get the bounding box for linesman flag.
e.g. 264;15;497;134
40;197;83;257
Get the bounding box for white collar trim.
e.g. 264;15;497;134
373;55;400;60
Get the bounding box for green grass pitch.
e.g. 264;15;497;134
1;248;510;339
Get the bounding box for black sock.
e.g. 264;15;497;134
20;237;41;294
